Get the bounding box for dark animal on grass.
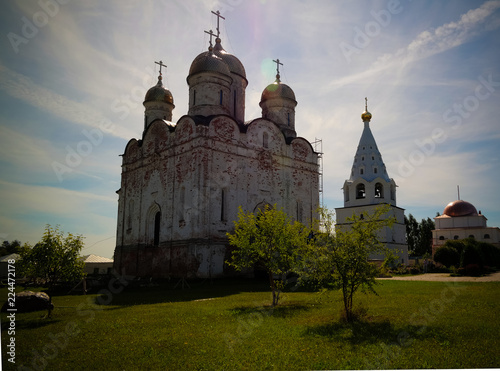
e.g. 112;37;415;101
1;291;54;317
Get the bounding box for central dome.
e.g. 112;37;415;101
188;49;231;78
213;38;246;79
443;200;478;217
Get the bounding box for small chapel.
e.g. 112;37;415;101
335;101;409;264
113;13;320;278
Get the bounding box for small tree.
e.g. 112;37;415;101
227;205;307;306
20;225;86;293
301;206;394;322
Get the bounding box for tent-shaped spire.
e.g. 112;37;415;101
349;99;390;182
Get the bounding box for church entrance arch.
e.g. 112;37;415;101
146;203;161;246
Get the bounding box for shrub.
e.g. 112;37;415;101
409;267;420;275
465;264;481;277
434;245;460;268
461;243;483;268
457;267;466;276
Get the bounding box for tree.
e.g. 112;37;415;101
0;240;21;256
227;205;308;306
433;245;460;268
19;225;86;291
301;205;394;322
404;214;435;256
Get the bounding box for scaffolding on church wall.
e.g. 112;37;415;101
312;138;324;209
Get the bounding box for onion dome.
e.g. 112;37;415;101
213;38;246;79
361;110;372;122
443;200;478;217
261;75;296;103
144;75;173;104
188;45;231;78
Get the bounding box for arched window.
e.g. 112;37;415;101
469;235;475;239
345;186;350;202
296;200;303;222
356;184;365;199
484;234;490;239
193;90;196;105
439;236;445;241
220;189;227;221
233;90;237;116
360;168;364;175
154;211;161;246
219;90;223;105
375;183;384;198
263;132;269;148
127;199;134;231
390;185;395;201
454;235;459;240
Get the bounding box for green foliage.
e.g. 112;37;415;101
438;238;500;273
300;205;395;322
434;245;460;268
226;205;308;306
19;225;86;289
0;240;21;256
404;214;435;256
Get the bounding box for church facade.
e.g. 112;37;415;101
113;28;320;278
335;102;409;264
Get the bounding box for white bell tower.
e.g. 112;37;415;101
335;99;408;264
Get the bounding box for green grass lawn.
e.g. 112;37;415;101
1;278;499;370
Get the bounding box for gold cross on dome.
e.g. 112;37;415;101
211;10;225;38
154;60;167;75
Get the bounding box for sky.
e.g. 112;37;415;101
0;0;499;259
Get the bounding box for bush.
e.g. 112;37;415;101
465;264;481;277
457;267;466;276
461;243;483;268
434;246;460;268
409;267;421;275
478;243;500;268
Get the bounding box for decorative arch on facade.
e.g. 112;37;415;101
253;201;272;214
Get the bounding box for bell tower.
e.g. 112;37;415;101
335;99;408;265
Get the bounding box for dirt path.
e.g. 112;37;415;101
378;271;500;282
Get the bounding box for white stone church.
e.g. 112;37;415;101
113;23;320;278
